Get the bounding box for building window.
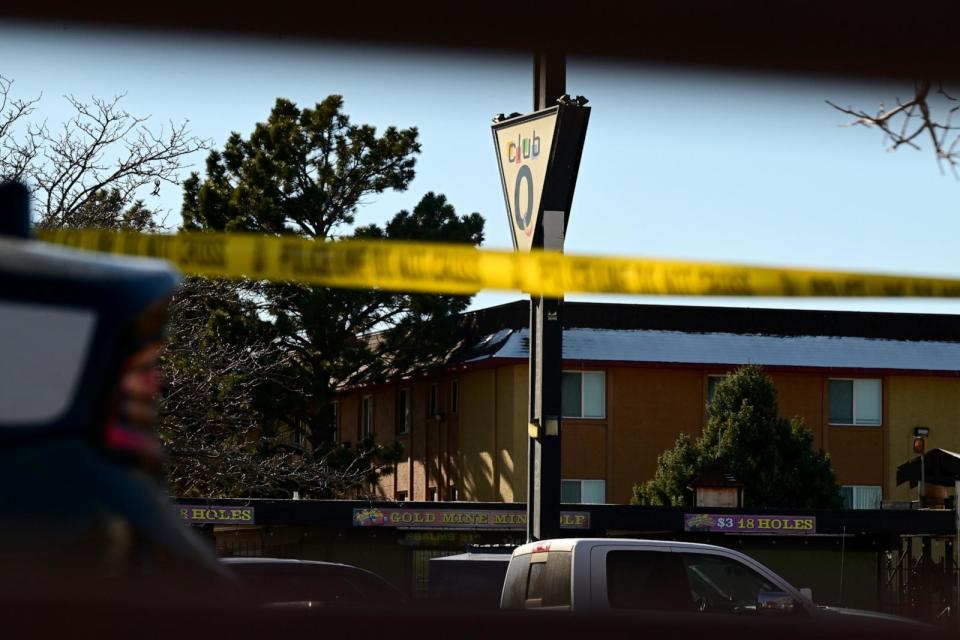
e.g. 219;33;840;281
561;371;605;419
561;479;605;504
396;490;408;501
428;487;438;502
707;375;727;407
428;383;439;418
397;388;411;434
829;379;881;426
449;485;459;501
840;485;882;509
450;380;459;414
360;395;374;438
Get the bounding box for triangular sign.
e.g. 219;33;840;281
493;109;559;252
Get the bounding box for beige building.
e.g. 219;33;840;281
336;301;960;507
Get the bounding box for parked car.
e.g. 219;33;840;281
222;557;406;608
428;546;515;609
500;538;926;628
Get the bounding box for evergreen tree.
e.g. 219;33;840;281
162;96;484;498
632;365;841;508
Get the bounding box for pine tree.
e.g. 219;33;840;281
632;365;841;508
162;96;484;498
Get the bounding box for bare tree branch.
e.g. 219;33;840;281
0;75;42;184
827;80;960;176
159;277;400;499
0;76;210;229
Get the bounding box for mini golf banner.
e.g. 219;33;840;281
353;507;590;530
684;513;816;535
176;504;256;525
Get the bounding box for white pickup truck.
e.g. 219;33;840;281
499;538;922;627
500;538;810;614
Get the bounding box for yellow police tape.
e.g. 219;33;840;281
35;229;960;298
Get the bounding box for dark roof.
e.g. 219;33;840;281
464;300;960;343
896;449;960;488
689;463;743;489
341;300;960;390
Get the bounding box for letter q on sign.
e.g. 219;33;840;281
513;164;534;235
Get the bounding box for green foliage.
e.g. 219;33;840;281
164;96;483;498
67;188;163;232
634;433;698;507
631;365;841;508
181;95;420;236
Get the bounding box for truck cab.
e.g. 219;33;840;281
500;538;813;616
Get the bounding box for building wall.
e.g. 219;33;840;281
826;426;885;486
887;375;960;501
543;365;890;505
769;371;825;449
459;368;497;502
336;377;461;502
497;365;527;503
337;363;960;506
606;367;704;504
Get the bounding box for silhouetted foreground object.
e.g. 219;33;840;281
4;601;949;639
0;181;30;238
0;180;233;605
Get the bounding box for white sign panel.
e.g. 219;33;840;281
493;110;559;252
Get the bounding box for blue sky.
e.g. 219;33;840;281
2;21;959;315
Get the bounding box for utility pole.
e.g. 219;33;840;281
527;50;565;542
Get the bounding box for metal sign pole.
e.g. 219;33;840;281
921;453;925;507
526;298;538;543
527;50;565;542
492;52;587;543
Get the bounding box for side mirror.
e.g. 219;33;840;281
799;587;813;602
757;591;797;614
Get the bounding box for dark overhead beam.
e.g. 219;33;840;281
3;1;960;82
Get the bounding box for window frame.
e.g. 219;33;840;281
360;394;374;438
561;478;606;504
397;387;411;435
706;374;727;406
840;484;883;509
561;370;606;420
828;378;882;427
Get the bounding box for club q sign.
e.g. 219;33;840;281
492;102;590;252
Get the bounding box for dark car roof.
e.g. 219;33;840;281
221;557;353;568
219;556;405;605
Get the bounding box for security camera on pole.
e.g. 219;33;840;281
492;53;590;541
